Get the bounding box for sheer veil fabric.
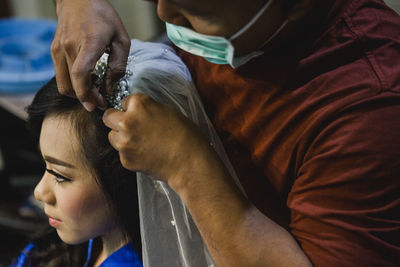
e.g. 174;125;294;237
121;39;244;267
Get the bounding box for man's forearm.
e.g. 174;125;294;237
169;145;312;267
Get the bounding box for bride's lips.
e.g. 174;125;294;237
46;214;62;227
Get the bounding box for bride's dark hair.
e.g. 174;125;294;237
20;77;141;266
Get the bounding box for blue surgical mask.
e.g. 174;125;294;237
166;0;288;68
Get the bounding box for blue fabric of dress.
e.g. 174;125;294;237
10;243;35;267
84;239;142;267
11;239;142;267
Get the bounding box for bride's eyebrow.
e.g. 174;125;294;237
38;144;75;168
43;155;75;168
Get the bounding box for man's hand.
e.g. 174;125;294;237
102;94;212;185
52;0;131;111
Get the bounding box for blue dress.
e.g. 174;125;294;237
11;239;142;267
84;239;142;267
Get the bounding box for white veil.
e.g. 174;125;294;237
103;39;245;267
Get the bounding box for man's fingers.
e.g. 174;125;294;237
70;42;108;111
108;131;138;171
120;93;150;112
120;96;129;111
103;108;125;130
51;37;75;97
54;59;75;97
107;129;120;150
105;36;131;94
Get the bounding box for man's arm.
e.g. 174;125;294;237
170;137;312;267
103;94;312;267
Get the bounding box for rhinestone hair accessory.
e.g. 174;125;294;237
92;53;134;110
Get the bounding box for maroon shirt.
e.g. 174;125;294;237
177;0;400;265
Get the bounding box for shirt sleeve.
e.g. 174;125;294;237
287;94;400;266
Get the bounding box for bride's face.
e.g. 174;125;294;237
34;115;117;245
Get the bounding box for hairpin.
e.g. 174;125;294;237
92;53;134;110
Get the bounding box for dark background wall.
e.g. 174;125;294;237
0;0;11;18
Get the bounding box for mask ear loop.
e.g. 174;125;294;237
258;18;289;48
229;0;276;41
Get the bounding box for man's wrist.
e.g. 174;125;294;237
167;141;233;202
168;140;214;189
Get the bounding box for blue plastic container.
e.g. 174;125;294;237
0;18;57;93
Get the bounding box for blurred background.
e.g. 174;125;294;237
0;0;399;266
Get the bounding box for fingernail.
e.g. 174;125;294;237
82;101;95;112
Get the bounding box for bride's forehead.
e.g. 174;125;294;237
39;116;81;160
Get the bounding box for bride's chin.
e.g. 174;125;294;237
56;230;88;245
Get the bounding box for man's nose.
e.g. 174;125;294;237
34;172;56;205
